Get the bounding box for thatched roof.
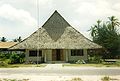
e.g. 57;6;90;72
0;42;17;49
10;11;102;50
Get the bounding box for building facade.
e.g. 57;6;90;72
10;11;102;63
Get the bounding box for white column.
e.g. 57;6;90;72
25;49;29;63
84;49;88;60
44;50;47;62
66;50;69;62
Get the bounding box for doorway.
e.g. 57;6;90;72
56;49;61;60
52;49;64;61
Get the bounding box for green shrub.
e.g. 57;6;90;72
0;79;29;81
4;59;11;64
101;76;110;81
0;61;8;67
114;60;120;66
9;53;25;64
88;55;103;63
0;52;25;64
76;60;86;64
10;53;20;64
68;77;83;81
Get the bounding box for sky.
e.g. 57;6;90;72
0;0;120;41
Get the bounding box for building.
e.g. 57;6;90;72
0;42;18;54
0;42;17;50
10;11;102;63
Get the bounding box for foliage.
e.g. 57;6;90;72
13;39;17;42
70;78;83;81
0;61;8;67
101;76;110;81
0;52;25;65
13;36;22;42
9;53;20;64
4;59;11;64
89;16;120;58
76;60;86;64
0;79;29;81
116;60;120;64
0;37;7;42
17;36;22;42
9;53;25;64
88;55;103;63
66;77;83;81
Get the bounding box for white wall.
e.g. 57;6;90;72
25;49;88;63
43;49;52;62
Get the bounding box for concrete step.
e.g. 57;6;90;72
46;61;66;64
45;64;62;69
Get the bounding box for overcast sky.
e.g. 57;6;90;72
0;0;120;41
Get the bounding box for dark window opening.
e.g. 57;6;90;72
71;49;83;56
56;49;61;60
29;50;42;57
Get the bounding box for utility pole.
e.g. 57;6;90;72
37;0;40;65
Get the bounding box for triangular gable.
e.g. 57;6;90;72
42;10;71;41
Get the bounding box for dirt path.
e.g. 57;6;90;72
0;75;120;81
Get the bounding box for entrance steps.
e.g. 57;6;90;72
46;61;67;64
45;64;62;69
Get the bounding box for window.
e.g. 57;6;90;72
29;50;42;57
71;49;83;56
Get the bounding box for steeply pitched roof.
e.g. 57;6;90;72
43;10;71;41
0;42;17;49
10;11;102;49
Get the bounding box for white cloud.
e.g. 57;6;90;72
0;4;37;40
0;0;120;40
0;4;36;27
68;0;120;30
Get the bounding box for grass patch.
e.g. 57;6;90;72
0;64;46;68
63;63;120;67
63;60;120;67
101;76;119;81
101;76;110;81
69;77;83;81
51;77;83;81
0;78;29;81
63;64;103;67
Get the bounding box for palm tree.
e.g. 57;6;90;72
13;39;18;42
89;16;120;58
97;20;101;28
17;36;22;42
89;20;101;41
108;16;120;30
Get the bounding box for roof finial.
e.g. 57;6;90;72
54;10;58;12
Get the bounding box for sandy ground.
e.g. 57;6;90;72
0;64;120;81
0;75;120;81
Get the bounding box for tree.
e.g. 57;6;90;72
13;39;18;42
1;37;7;42
89;16;120;58
17;36;22;42
108;16;120;30
13;36;22;42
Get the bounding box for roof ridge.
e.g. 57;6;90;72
42;10;71;41
42;10;71;27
